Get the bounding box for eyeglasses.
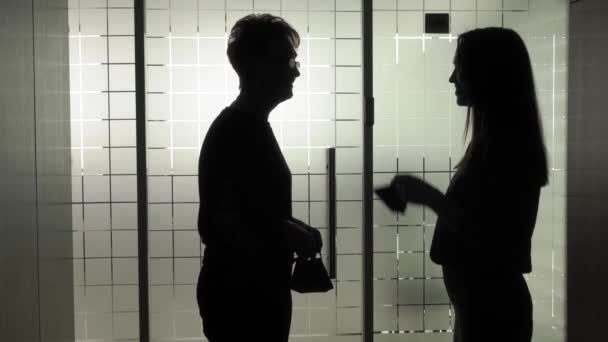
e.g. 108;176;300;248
289;58;300;70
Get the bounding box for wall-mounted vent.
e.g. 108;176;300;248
425;13;450;34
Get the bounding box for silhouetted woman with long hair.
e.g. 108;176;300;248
197;14;321;342
389;28;548;342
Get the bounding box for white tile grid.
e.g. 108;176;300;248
69;3;142;341
68;0;566;340
371;0;565;337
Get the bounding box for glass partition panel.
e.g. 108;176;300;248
145;0;364;341
69;1;140;341
371;0;567;341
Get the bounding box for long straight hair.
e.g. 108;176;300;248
456;28;549;186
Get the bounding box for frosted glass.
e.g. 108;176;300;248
82;65;108;91
110;93;135;119
309;202;328;228
112;230;138;257
148;177;172;202
398;118;424;145
111;175;138;202
149;258;173;284
149;204;173;229
172;149;198;175
172;122;198;148
478;0;502;10
279;149;305;174
147;10;170;36
398;226;424;252
113;312;139;339
426;0;450;10
108;9;134;35
374;227;397;252
308;12;334;38
81;37;107;64
109;120;136;146
173;176;198;202
199;66;225;92
451;0;475;10
338;228;362;254
425;279;450;304
375;306;398;331
398;12;423;36
398;279;424;305
113;258;138;284
291;175;309;201
83;175;110;202
309;174;328;201
148;121;171;148
173;204;197;228
374;253;397;279
112;203;138;228
83;148;109;174
397;0;423;10
170;0;196;9
174;258;200;283
171;38;197;64
337;255;362;281
374;196;398;226
337;202;363;227
336;12;362;38
85;259;112;285
174;231;200;257
109;65;135;91
170;10;197;35
110;148;136;174
84;203;111;229
85;231;111;257
337;307;362;334
476;11;503;28
147;38;170;64
79;9;108;35
87;313;113;339
108;37;135;64
82;121;108;147
336;66;362;93
451;11;477;35
148;148;171;175
398;252;423;277
198;12;225;35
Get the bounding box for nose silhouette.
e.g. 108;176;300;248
449;69;456;84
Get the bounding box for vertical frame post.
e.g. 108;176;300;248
362;0;374;341
134;0;150;341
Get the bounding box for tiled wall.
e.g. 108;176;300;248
68;0;567;341
371;0;566;341
144;0;364;340
68;0;140;340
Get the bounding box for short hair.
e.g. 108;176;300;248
227;14;300;80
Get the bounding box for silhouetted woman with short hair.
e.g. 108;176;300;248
389;28;548;342
197;14;321;342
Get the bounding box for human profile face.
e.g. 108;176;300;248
260;38;301;103
254;39;300;104
449;54;472;107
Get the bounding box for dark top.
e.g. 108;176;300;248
430;144;541;273
198;106;293;281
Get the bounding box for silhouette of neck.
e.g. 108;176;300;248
231;89;281;122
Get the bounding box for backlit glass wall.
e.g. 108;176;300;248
144;0;364;340
69;0;140;340
372;0;567;341
68;0;566;341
